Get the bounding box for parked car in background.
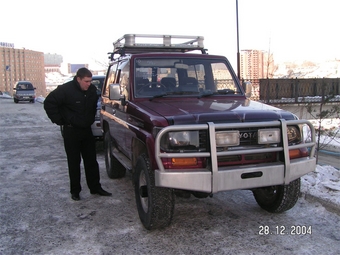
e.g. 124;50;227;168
13;81;36;103
60;75;105;140
91;75;105;140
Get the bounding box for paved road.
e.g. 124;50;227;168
0;99;339;255
318;150;340;169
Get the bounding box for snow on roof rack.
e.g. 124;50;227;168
112;34;206;55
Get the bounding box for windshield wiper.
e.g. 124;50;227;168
198;91;214;98
217;89;235;94
149;92;168;101
198;89;238;98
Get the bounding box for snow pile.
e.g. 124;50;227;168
274;59;340;78
302;165;340;208
0;91;12;99
45;72;71;85
302;126;340;208
35;96;45;103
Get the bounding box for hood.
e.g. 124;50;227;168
137;98;296;124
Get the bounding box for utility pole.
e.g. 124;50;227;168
236;0;240;80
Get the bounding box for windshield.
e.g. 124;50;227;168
134;57;241;98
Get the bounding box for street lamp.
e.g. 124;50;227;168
236;0;240;80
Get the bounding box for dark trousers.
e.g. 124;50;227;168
63;126;101;194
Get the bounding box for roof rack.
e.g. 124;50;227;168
111;34;206;56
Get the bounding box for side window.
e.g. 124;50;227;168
103;63;118;97
118;61;130;99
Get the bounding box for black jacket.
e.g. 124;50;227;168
44;77;98;129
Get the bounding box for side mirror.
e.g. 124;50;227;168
109;84;121;100
242;81;252;98
109;83;127;105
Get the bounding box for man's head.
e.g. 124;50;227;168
76;68;93;91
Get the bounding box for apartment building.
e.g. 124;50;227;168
240;49;274;80
1;44;46;97
44;53;63;73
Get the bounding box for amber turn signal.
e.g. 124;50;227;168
171;157;197;166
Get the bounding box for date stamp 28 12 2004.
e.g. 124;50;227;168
258;225;312;235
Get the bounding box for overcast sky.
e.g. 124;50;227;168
1;0;339;70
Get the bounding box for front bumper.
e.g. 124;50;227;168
15;96;35;101
154;119;316;193
155;157;316;192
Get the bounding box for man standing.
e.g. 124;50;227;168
44;68;111;201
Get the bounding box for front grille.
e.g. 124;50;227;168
199;127;272;149
239;128;258;145
244;153;275;161
200;127;280;166
218;152;276;166
199;130;207;150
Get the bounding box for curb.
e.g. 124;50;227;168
302;192;340;215
319;149;340;157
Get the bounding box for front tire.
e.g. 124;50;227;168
252;178;300;213
134;154;175;230
104;131;126;179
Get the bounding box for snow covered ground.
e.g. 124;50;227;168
1;96;339;211
302;165;340;210
38;94;340;211
301;118;340;209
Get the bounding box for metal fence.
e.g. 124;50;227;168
256;78;340;104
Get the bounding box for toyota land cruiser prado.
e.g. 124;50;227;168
100;34;316;230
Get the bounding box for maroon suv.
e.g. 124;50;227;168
100;34;316;230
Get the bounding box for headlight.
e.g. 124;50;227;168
258;128;280;144
215;131;239;146
168;131;199;147
287;126;301;144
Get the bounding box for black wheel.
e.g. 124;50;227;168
14;99;18;103
134;154;175;230
104;131;126;179
252;178;300;213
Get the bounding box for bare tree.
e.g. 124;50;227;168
306;87;340;163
